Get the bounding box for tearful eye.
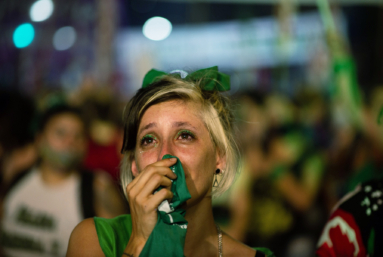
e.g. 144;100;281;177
143;138;153;144
140;135;157;147
180;133;191;139
176;130;195;141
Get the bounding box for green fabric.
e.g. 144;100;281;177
255;247;276;257
142;69;167;88
346;162;383;193
141;66;231;92
94;215;274;257
94;215;133;257
140;154;191;257
333;57;362;108
269;165;287;182
368;228;375;256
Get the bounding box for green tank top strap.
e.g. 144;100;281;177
94;215;133;257
94;214;275;257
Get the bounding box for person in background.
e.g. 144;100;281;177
0;104;127;257
316;178;383;257
316;92;383;257
320;86;383;213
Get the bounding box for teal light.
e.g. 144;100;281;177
13;23;35;48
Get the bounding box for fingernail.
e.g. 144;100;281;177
170;158;177;161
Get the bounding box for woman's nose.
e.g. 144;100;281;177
157;139;175;161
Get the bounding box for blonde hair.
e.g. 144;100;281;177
120;75;239;198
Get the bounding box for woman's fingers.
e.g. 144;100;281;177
127;167;173;197
146;188;174;210
129;179;174;215
138;175;173;200
151;157;177;167
128;171;174;207
128;158;177;193
124;159;178;247
126;158;178;204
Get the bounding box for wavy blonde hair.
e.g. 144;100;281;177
120;74;240;198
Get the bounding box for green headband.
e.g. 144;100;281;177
142;66;231;92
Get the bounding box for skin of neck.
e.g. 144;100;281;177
39;160;76;185
183;194;219;257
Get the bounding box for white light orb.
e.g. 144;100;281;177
53;26;76;51
30;0;54;22
142;16;172;41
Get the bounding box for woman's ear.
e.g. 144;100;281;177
215;147;226;171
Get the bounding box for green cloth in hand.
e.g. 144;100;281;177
139;155;191;257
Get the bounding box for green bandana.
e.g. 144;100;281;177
142;66;231;92
139;154;191;257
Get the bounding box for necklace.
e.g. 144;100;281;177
216;224;223;257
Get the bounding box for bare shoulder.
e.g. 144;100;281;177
223;232;256;257
66;218;105;257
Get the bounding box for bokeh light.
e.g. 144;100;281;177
142;16;172;41
30;0;54;22
53;26;77;51
13;23;35;48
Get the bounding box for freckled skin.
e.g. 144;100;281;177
132;100;221;208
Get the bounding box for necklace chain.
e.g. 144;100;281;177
216;224;223;257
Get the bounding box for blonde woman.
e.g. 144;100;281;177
67;67;274;257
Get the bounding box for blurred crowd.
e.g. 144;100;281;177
213;85;383;256
1;63;383;257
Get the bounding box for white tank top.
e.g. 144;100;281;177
1;168;83;257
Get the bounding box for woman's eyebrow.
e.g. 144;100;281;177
138;122;157;135
172;121;197;130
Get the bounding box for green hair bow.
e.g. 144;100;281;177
142;66;231;92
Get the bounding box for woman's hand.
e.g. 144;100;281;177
123;158;177;256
